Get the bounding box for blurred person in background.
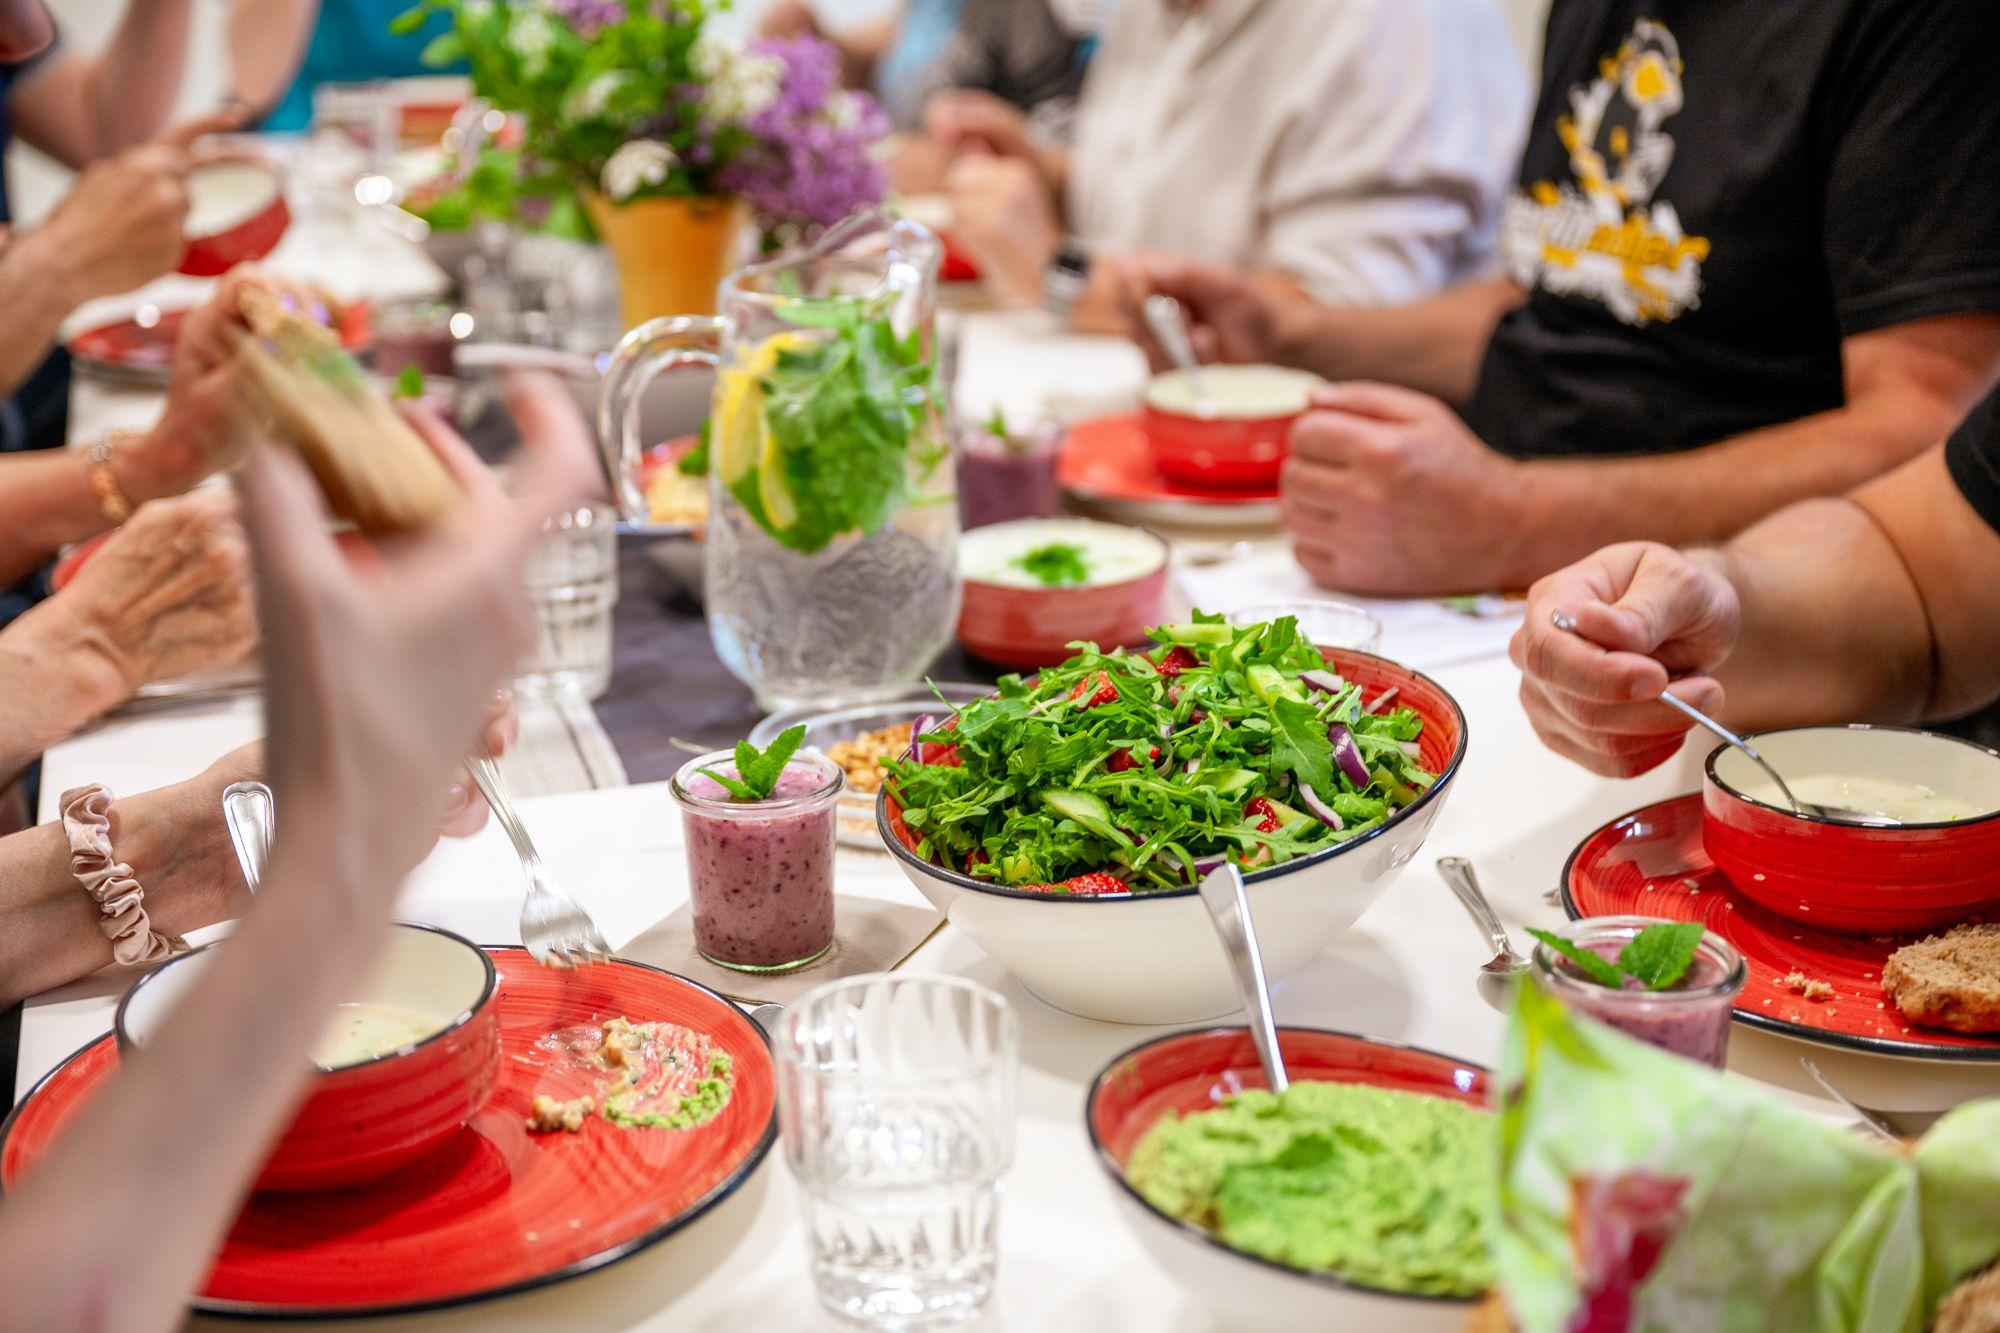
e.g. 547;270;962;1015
933;0;1527;327
228;0;468;132
1510;383;2000;774
1111;1;2000;597
760;0;967;129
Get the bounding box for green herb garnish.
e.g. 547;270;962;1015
1014;542;1090;586
984;405;1009;439
699;724;807;801
882;612;1435;891
678;420;711;477
1526;922;1706;991
392;364;427;399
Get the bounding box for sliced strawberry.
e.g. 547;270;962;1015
1018;871;1131;897
1068;670;1119;709
1244;797;1282;833
1106;744;1162;773
1157;646;1199;677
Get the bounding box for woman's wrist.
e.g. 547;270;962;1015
0;605;134;778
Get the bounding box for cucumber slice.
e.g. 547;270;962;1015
1039;789;1124;842
1193;768;1260;797
1246;664;1302;705
1158;622;1234;647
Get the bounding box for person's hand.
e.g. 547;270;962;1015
25;143;191;307
758;0;823;39
1510;543;1744;777
118;269;323;504
1102;253;1295;370
438;694;520;837
55;488;256;700
944;153;1059;306
1280;383;1538;596
925;90;1036;160
239;374;594;892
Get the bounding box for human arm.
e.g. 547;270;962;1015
6;0;197;164
1104;253;1523;406
223;0;319;122
1508;440;2000;777
1278;313;2000;596
0;377;593;1332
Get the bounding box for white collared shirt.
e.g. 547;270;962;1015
1069;0;1531;305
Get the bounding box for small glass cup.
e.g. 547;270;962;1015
514;504;618;703
1227;598;1384;653
1532;914;1748;1068
955;418;1064;531
670;749;842;972
778;975;1019;1331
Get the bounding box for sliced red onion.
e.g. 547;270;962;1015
1300;669;1345;697
1398;739;1423;758
1185;759;1202;775
1298;784;1345;831
1158;721;1174;739
1190;856;1227;881
905;713;935;764
1366;687;1399;715
1327;722;1371;789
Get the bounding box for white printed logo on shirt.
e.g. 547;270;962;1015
1501;19;1712;326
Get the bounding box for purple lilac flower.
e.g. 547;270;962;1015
547;0;625;36
719;36;890;230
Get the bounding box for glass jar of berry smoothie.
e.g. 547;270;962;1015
671;749;843;972
1531;915;1747;1069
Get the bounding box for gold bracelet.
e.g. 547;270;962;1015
85;429;140;524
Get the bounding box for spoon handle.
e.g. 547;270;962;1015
1652;693;1807;814
1437;856;1512;960
1196;863;1289;1094
1142;295;1212;399
221;780;275;895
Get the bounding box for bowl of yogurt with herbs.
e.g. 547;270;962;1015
957;517;1170;668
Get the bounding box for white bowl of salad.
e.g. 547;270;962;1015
877;616;1469;1024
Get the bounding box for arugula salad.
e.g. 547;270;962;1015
884;614;1438;894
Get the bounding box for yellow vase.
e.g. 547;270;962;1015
583;192;749;326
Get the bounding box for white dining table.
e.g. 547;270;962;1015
10;215;1941;1331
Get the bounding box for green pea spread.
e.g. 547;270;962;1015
1125;1081;1494;1297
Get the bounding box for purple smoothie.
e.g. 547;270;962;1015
957;423;1062;530
672;755;841;971
1534;918;1747;1069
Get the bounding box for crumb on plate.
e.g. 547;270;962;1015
1781;971;1836;1002
528;1094;594;1133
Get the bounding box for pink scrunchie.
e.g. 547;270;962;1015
60;784;189;966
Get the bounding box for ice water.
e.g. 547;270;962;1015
514;504;617;702
800;1096;1005;1330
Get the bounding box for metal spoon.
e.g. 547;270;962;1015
1196;863;1289;1093
221;781;275;894
748;1003;786;1040
1437;857;1528;1010
1799;1058;1899;1142
1141;294;1216;413
1548;610;1896;826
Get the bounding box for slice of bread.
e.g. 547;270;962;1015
1883;923;2000;1035
230;286;461;534
1933;1262;2000;1332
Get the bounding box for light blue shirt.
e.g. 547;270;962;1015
260;0;465;133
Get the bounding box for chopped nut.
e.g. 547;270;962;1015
825;723;914;795
1781;971;1835;1002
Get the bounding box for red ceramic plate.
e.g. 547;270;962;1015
1086;1027;1489;1298
0;950;777;1316
1563;795;2000;1061
1059;414;1280;528
70;304;374;388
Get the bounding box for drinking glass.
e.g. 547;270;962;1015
513;503;617;702
1531;915;1748;1068
1228;597;1384;653
778;975;1018;1331
598;208;959;713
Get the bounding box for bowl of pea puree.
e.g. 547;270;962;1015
1085;1026;1494;1331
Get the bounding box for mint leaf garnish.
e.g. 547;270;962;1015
703;724;807;801
1526;928;1627;988
1617;922;1706;991
1014;542;1090;587
393;364;426;399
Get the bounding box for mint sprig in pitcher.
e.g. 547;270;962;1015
599;209;959;712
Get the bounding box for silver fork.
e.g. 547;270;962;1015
468;754;611;968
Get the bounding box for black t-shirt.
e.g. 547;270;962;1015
1945;388;2000;535
1463;0;2000;461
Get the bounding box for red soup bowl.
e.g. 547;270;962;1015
879;647;1468;1024
116;922;501;1192
1087;1027;1490;1332
180;157;290;277
957;518;1170;669
1703;725;2000;935
1141;365;1319;490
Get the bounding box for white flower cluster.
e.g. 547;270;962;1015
690;34;782;124
601;139;679;201
826;90;865;130
565;72;625;123
508;9;559;75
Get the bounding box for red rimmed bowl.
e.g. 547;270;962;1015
877;647;1468;1023
1087;1027;1490;1331
1141;366;1319;490
179;157;291;277
1703;725;2000;936
115;922;500;1192
956;518;1170;669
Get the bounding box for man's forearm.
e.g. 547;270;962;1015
87;0;195;150
1702;500;1935;730
0;233;80;401
0;447;119;584
1278;277;1521;406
